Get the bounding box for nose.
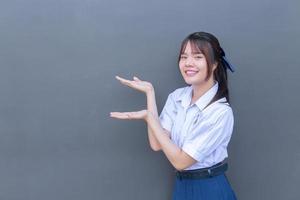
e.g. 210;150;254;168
185;56;193;66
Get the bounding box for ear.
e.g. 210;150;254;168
212;62;218;71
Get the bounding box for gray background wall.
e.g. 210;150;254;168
0;0;299;199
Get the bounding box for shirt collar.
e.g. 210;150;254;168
176;82;219;111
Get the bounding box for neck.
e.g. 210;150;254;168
191;77;215;104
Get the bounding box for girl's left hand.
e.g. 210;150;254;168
110;110;148;121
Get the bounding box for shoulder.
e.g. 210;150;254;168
203;98;234;123
168;86;190;100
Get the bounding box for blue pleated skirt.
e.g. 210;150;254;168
172;173;237;200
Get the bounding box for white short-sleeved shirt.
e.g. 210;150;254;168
159;82;234;170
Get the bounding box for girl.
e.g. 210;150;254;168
110;32;237;200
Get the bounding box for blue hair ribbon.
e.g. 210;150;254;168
220;48;235;73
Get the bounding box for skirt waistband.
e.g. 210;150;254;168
175;162;228;180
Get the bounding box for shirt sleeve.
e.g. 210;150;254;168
159;93;177;133
182;108;234;162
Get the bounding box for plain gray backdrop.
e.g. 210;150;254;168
0;0;299;199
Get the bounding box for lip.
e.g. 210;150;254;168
185;70;199;77
185;69;199;73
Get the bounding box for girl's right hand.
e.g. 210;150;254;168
115;75;154;94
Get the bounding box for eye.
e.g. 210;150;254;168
194;55;203;59
180;55;187;59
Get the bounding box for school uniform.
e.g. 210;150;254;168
159;81;237;200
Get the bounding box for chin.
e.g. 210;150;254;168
183;76;198;85
184;78;206;86
184;79;193;85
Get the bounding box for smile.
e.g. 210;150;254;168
185;70;199;77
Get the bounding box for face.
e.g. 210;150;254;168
179;41;211;86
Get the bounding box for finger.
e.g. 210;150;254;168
115;75;129;82
110;112;132;119
115;76;134;87
110;111;137;117
110;111;131;116
111;111;143;119
133;76;141;81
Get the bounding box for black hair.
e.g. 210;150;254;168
178;31;230;105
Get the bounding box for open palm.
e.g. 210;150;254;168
115;75;153;94
110;110;148;120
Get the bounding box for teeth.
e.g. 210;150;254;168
186;70;198;75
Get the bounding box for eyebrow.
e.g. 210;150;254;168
181;52;204;55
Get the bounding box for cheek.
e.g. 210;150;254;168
178;63;184;71
196;60;208;69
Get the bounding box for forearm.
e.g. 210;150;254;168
147;126;161;151
146;89;159;117
146;111;185;170
146;89;163;151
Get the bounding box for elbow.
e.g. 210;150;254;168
174;165;185;171
150;145;162;152
173;159;193;171
173;162;186;171
152;148;161;152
